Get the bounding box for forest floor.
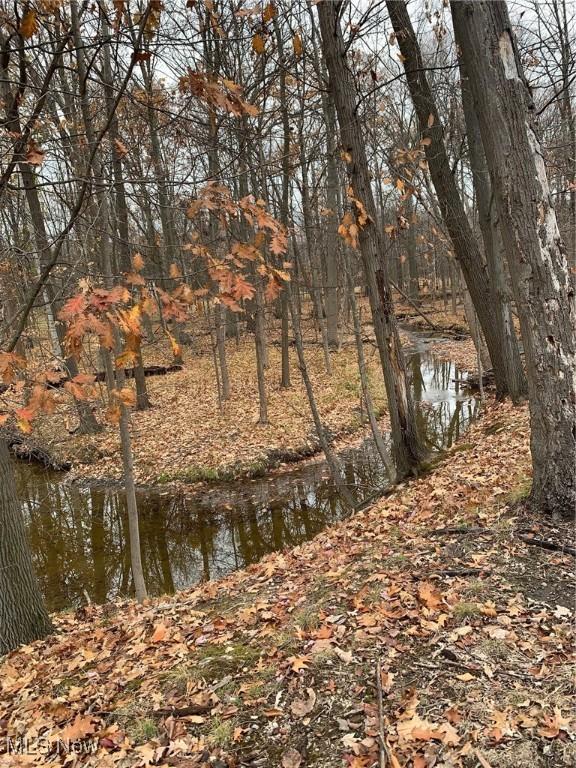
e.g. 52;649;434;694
2;392;574;767
36;299;475;487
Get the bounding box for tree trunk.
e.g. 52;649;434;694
288;287;354;507
317;0;424;476
386;0;512;399
214;304;230;401
451;0;576;516
0;440;52;654
405;196;420;304
299;134;332;373
254;286;268;425
115;371;147;602
273;14;292;386
322;88;341;349
100;9;151;410
346;270;396;480
456;48;527;402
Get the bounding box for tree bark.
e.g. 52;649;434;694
405;196;420;304
346;270;396;480
115;371;147;602
322;87;341;349
456;49;527;402
254;286;268;425
273;14;292;386
451;0;576;516
288;287;354;507
386;0;512;399
0;440;52;654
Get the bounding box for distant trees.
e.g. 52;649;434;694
386;0;527;402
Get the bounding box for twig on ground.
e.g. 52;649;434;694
516;534;576;558
476;748;495;768
429;526;492;536
376;658;393;768
152;703;212;718
427;567;485;577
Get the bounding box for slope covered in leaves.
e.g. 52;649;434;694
1;397;573;767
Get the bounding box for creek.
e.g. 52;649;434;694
16;332;479;610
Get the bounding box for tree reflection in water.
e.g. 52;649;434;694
17;336;479;610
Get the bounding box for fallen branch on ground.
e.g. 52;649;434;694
516;533;576;558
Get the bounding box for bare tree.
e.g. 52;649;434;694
451;0;576;516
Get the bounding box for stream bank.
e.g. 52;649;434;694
19;332;479;611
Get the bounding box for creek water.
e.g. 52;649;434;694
16;332;479;611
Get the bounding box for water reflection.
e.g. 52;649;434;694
17;334;478;610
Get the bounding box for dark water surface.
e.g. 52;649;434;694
17;333;479;611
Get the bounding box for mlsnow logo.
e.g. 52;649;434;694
4;735;98;755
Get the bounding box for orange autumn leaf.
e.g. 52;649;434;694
292;33;303;57
25;141;45;166
151;623;167;642
61;715;96;741
252;33;265;54
114;387;136;407
20;9;38;38
287;655;310;672
132;252;145;271
418;581;443;610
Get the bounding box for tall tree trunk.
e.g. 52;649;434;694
0;440;52;654
115;370;148;602
317;0;424;477
322;86;341;349
273;14;292;387
386;0;512;399
214;304;230;401
552;0;576;279
100;9;151;410
451;0;576;516
203;16;231;400
346;270;396;480
299;134;332;373
456;51;527;401
254;285;268;425
405;196;420;304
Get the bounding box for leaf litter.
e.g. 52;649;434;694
1;388;574;767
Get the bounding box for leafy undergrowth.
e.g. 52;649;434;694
2;399;574;767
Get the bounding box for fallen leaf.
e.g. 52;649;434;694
290;687;316;717
61;715;96;741
288;655;310;672
418;582;442;610
281;747;302;768
151;623;167;642
334;646;353;664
